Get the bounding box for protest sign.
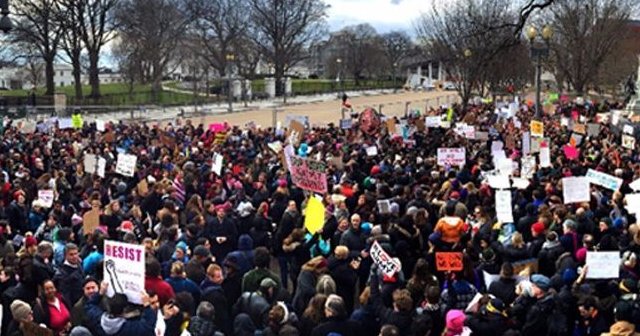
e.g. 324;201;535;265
530;120;544;137
624;124;635;135
377;200;391;214
521;156;536;179
440;120;451;128
437;148;466;167
435;252;464;272
359;107;381;135
512;178;530;190
97;157;106;178
622;134;636;150
522;131;530;155
371;241;402;277
38;190;54;208
285;115;309;128
562;177;590;204
104;240;145;304
212;152;224;176
454;123;475;139
497;158;514;176
425;116;441;128
586;169;623;191
386;118;396;135
84;154;97;174
72;114;83;129
630;178;640;192
491;140;504;151
586;251;620;279
115;153;137;177
539;147;551;168
625;194;640;215
83;209;100;235
213;132;227;145
495;190;514;223
267;141;283;153
475;131;489;141
573;123;586;134
96;119;106;132
512;259;539;275
366;146;378;157
561;117;570;128
587;123;601;137
340;119;352;129
289;155;328;194
304;196;325;234
58;118;73;129
563;145;579;160
530;137;541;153
570;133;583;147
209;123;226;132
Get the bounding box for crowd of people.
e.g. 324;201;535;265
0;94;638;336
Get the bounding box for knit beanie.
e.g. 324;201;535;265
10;300;31;321
446;310;466;334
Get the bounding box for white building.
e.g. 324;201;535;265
0;64;123;90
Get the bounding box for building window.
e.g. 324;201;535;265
60;82;64;87
60;71;64;77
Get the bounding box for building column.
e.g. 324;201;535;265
428;62;433;85
438;61;443;81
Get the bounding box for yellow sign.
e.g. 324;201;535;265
304;196;325;234
72;114;83;129
530;120;544;138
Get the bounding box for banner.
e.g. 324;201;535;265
521;156;536;179
104;240;145;304
340;119;352;129
587;123;601;137
304;196;325;234
586;251;620;279
562;177;590;204
289;155;328;194
530;120;544;137
115;154;137;177
625;194;640;215
370;240;402;277
495;190;513;223
437;148;466;167
435;252;464;272
586;169;623;191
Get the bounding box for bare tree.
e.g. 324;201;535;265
547;0;639;94
249;0;328;95
115;0;188;97
416;0;555;109
185;0;248;77
12;0;64;95
333;24;385;85
381;30;414;73
58;0;84;100
77;0;118;98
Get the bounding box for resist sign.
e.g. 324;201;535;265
104;240;145;304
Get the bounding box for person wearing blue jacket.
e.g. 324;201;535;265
84;283;158;336
165;261;201;302
83;236;104;277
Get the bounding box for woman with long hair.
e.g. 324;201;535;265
299;294;328;335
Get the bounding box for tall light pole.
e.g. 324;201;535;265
226;53;235;113
336;58;343;97
393;62;397;93
527;25;553;119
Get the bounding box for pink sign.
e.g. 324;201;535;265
209;123;226;132
289;155;328;194
563;145;579;160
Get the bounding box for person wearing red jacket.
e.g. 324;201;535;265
145;257;175;306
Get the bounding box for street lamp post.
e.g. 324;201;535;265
226;53;235;113
336;58;343;97
393;62;397;93
527;25;553;119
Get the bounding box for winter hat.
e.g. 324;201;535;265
531;222;546;235
10;300;32;321
25;236;37;248
486;298;507;317
193;245;211;258
614;217;625;231
531;274;551;291
175;241;188;254
576;248;587;264
562;268;578;286
601;217;613;229
449;191;460;200
119;221;134;233
370;165;381;176
71;214;83;226
445;310;466;334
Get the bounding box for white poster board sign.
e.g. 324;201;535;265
370;240;401;277
495;190;514;223
586;251;620;279
115;153;137;177
212;152;224;176
586;169;623;191
104;240;145;304
630;178;640;192
562;177;590;204
38;190;54;208
625;194;640;215
539;147;551;168
487;174;510;190
366;146;378;157
437;148;466;167
426;116;441;128
521;156;536;179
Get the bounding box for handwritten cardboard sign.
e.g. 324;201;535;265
573;123;586;134
435;252;463;272
530;120;544;137
289;155;327;194
437;148;466;167
371;241;402;277
83;209;100;235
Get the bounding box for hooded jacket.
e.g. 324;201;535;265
226;235;255;275
84;293;157;336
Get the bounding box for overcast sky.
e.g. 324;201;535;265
325;0;435;35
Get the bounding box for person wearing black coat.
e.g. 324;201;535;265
368;266;414;332
52;244;85;306
328;248;358;314
537;232;565;277
204;207;238;261
488;263;517;306
200;270;232;336
274;201;300;289
466;299;509;336
32;244;55;288
516;204;538;242
311;295;361;336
